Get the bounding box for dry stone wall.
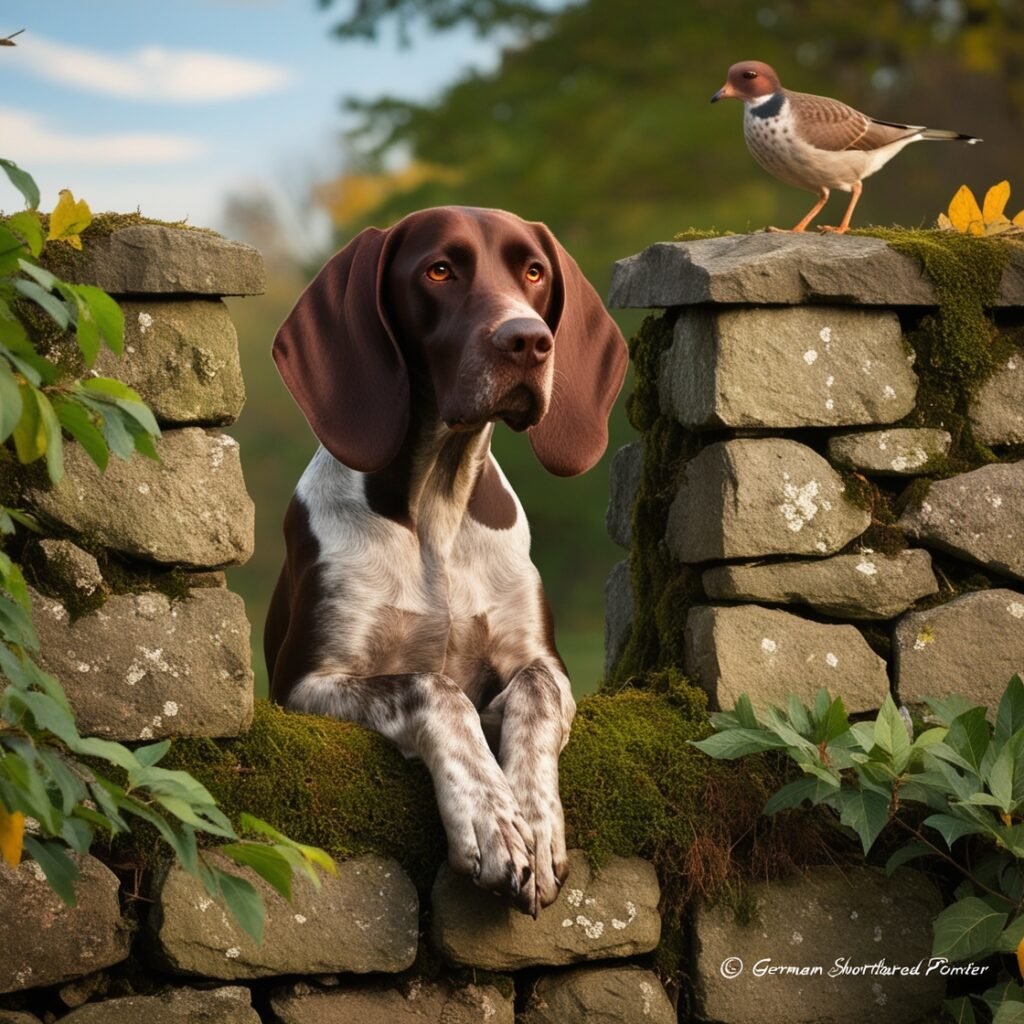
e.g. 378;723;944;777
0;224;675;1024
605;231;1024;1023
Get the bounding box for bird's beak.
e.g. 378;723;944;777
711;83;735;103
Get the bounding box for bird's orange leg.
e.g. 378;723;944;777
767;187;830;233
819;181;863;235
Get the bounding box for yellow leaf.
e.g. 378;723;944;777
48;189;92;249
1017;933;1024;979
1013;209;1024;227
936;213;954;230
0;805;24;867
948;184;984;234
983;180;1011;224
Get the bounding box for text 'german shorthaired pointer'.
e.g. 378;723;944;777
266;206;627;916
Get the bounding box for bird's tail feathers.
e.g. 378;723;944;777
920;128;982;144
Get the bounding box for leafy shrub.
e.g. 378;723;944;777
693;677;1024;1022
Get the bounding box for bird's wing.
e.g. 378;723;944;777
787;91;922;152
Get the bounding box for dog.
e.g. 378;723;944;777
266;206;627;915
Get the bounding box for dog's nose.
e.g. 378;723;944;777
490;318;553;367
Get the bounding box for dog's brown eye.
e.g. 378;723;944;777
426;262;454;282
743;70;758;79
525;263;545;284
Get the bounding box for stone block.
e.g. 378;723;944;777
519;966;674;1024
36;539;103;599
899;461;1024;581
270;979;513;1024
608;232;1024;308
827;428;951;475
60;986;260;1024
431;850;660;970
28;427;255;569
31;585;253;741
606;441;643;547
970;350;1024;445
149;854;418;979
691;866;944;1024
56;225;266;296
895;589;1024;710
701;549;939;621
685;604;889;712
90;301;245;426
604;559;634;677
666;439;870;562
659;306;916;429
0;855;130;994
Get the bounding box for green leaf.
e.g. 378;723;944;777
997;915;1024;953
53;398;108;471
925;694;977;727
133;740;172;768
994;1001;1024;1023
837;787;890;854
997;677;1024;746
0;160;40;209
220;843;293;900
11;383;45;466
820;694;850;744
13;278;69;330
947;707;991;772
6;212;44;257
22;837;79;905
763;777;833;816
238;814;336;876
100;408;137;461
885;840;933;875
81;377;144;402
209;867;265;945
874;696;912;771
0;360;23;442
987;732;1024;814
35;390;64;483
933;896;1007;960
71;286;124;356
925;812;989;849
732;693;758;730
18;259;58;292
944;996;977;1024
689;728;787;759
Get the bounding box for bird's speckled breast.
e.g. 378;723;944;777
742;95;815;190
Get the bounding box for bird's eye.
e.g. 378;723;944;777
525;262;545;284
743;70;758;79
426;262;454;282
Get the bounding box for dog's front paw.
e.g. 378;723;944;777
440;776;536;914
518;788;568;914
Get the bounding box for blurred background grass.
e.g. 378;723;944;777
223;0;1024;698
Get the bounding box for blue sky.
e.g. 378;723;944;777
2;0;501;234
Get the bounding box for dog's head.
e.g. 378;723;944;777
273;206;627;477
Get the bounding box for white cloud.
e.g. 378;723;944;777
7;35;290;103
0;107;204;166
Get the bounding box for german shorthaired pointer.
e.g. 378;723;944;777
266;206;627;916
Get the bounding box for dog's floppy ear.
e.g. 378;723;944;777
272;227;408;473
528;226;628;477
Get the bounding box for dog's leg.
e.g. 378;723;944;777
289;670;536;909
486;660;575;916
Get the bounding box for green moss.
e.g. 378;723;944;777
855;228;1018;472
672;228;733;241
610;314;704;683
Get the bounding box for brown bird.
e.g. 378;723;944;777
711;60;981;234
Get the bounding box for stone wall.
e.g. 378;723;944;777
0;224;674;1024
602;231;1024;1021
